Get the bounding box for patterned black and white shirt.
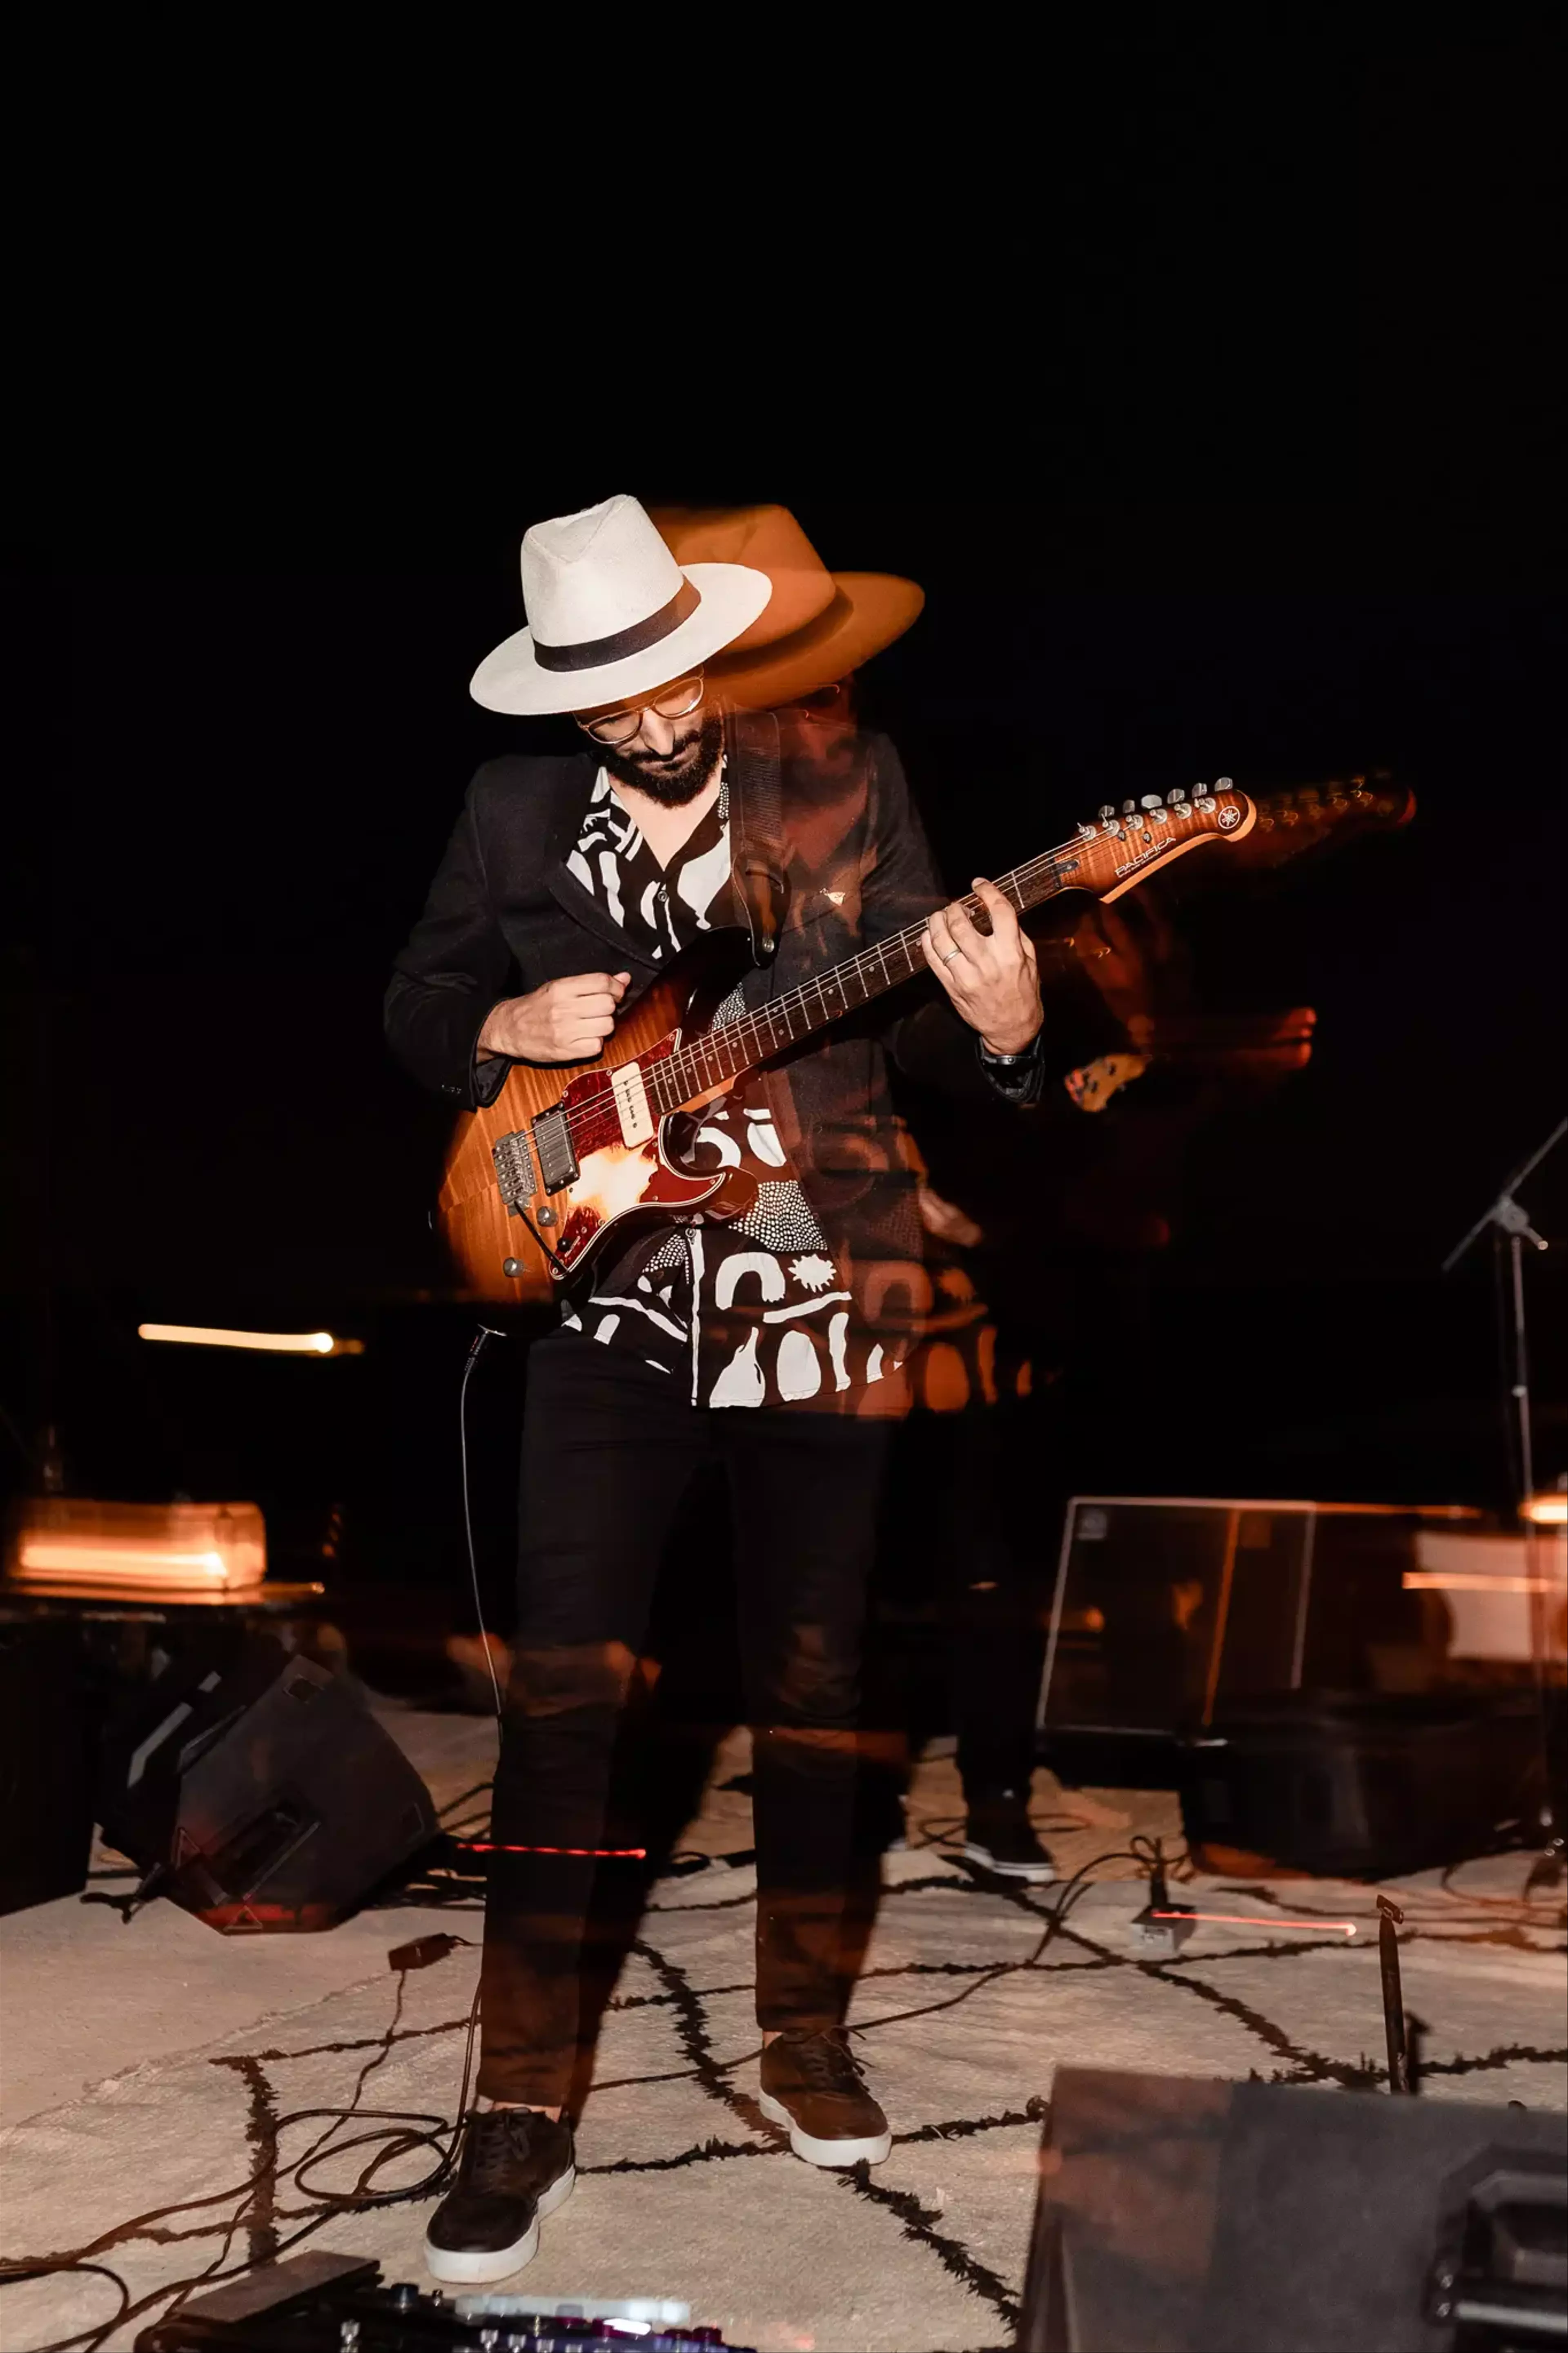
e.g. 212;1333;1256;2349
561;768;902;1410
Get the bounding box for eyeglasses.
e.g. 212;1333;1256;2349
575;674;705;747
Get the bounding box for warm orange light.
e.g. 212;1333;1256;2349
1524;1492;1568;1527
1404;1572;1557;1594
7;1500;267;1595
137;1324;362;1356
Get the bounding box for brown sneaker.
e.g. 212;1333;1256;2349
759;2028;891;2167
424;2108;575;2285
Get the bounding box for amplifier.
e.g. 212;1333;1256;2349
1180;1689;1546;1877
1036;1496;1519;1784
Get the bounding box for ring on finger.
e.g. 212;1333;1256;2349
940;946;964;964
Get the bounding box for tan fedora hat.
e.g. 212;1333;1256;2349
650;504;924;710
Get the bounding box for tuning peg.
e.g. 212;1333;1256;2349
1215;776;1233;790
1098;804;1116;819
1167;786;1187;803
1140;794;1162;809
1077;821;1097;840
1122;798;1137;815
1194;795;1218;812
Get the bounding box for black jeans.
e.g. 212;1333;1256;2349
935;1404;1050;1802
478;1331;893;2106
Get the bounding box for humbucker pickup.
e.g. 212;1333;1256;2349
532;1106;580;1193
491;1129;537;1214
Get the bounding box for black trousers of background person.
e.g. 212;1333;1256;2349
478;1330;894;2109
873;1386;1050;1809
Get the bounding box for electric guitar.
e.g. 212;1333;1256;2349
1058;768;1415;1114
1064;1008;1318;1113
437;780;1258;1303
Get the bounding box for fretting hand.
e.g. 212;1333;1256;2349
921;879;1043;1055
478;971;631;1063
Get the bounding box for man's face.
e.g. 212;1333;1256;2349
575;676;723;806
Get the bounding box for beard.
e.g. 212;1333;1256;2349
598;709;724;805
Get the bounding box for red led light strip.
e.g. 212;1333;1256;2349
457;1840;647;1858
1153;1910;1356;1937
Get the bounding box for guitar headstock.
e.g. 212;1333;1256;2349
1233;769;1414;872
1065;778;1257;906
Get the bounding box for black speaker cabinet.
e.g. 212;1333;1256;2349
0;1613;95;1914
1180;1689;1546;1877
1036;1497;1521;1785
99;1632;438;1931
1020;2068;1568;2352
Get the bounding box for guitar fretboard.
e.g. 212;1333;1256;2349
639;787;1248;1116
644;838;1080;1117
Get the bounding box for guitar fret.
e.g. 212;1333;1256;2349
648;830;1157;1120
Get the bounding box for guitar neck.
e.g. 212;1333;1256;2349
641;785;1251;1117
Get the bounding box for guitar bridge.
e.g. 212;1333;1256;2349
491;1129;537;1214
532;1106;580;1193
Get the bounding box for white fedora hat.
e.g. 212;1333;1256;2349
470;493;773;716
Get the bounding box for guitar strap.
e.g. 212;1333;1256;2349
723;707;790;971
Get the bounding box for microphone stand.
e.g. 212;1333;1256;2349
1443;1117;1568;1873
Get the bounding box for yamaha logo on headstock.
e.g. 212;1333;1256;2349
1098;778;1254;879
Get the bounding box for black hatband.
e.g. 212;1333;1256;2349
532;578;700;674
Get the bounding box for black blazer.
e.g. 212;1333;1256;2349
385;723;1038;1276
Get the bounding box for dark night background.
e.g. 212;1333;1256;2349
4;506;1563;1686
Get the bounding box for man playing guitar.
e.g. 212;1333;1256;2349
386;495;1047;2283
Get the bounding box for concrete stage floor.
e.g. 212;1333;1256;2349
2;1702;1564;2352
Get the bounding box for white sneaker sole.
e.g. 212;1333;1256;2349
424;2164;575;2284
758;2090;891;2167
962;1842;1056;1883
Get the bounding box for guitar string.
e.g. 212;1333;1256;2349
557;825;1094;1144
550;853;1065;1150
547;805;1238;1151
646;790;1279;1100
516;787;1371;1197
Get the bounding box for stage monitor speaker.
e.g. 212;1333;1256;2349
98;1632;439;1931
1036;1496;1533;1785
1020;2068;1567;2352
0;1613;95;1915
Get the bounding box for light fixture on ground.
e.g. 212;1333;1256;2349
6;1499;267;1596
